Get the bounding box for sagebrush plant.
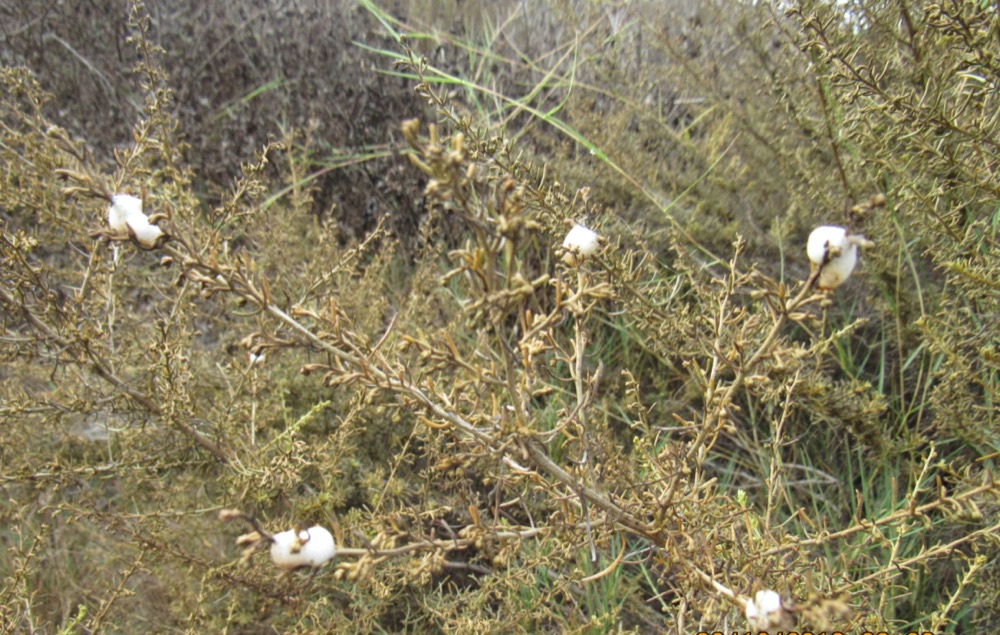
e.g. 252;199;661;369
1;1;997;633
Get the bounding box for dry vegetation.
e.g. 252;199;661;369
1;0;998;633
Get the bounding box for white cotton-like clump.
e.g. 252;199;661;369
807;225;871;289
562;223;601;265
269;525;336;571
128;215;165;247
107;193;164;247
249;351;265;366
745;589;783;629
108;194;141;232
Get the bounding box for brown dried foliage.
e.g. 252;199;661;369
1;1;997;633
